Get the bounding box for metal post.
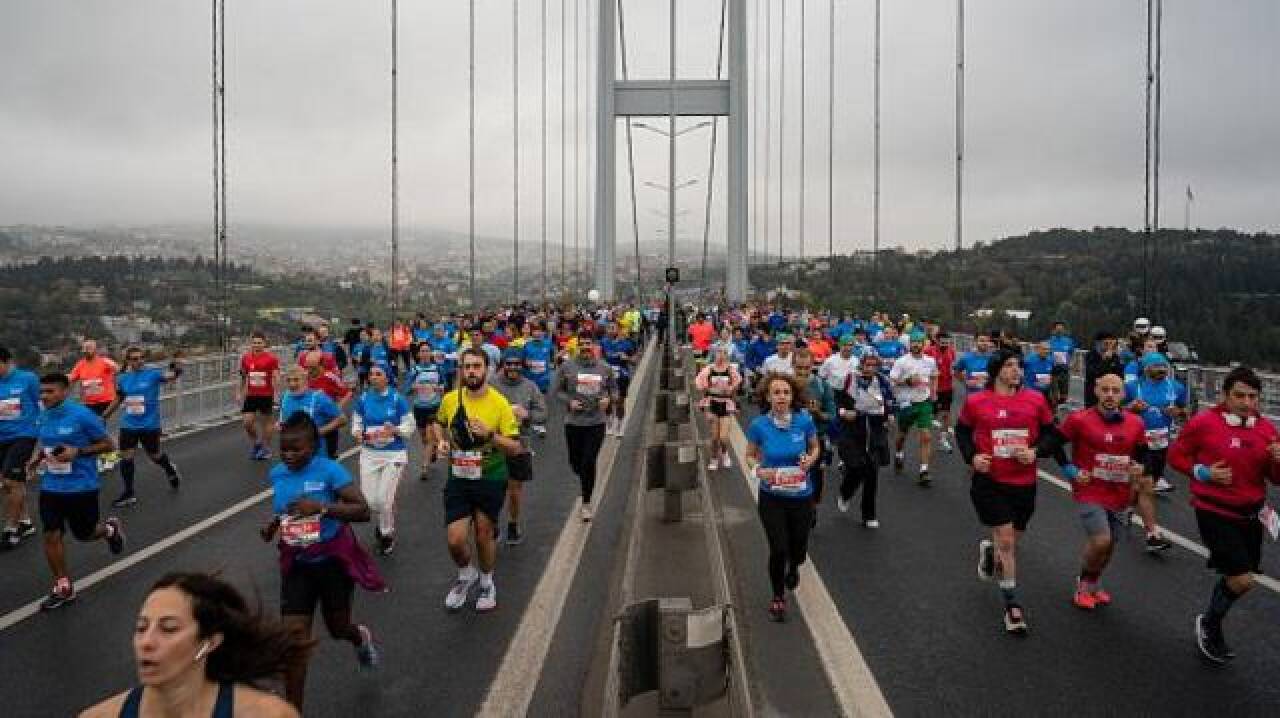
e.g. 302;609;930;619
1152;0;1163;317
618;1;643;301
513;0;521;303
469;0;477;309
593;0;616;300
1143;0;1152;314
701;0;728;290
391;0;400;312
668;0;678;346
541;0;549;304
726;0;748;302
573;0;581;299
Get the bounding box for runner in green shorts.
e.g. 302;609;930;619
890;337;939;486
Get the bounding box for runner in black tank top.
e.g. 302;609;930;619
118;682;234;718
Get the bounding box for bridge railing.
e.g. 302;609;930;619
153;345;291;433
951;334;1280;420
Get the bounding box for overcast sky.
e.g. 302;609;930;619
0;1;1276;257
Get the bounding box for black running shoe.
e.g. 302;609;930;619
17;520;35;538
40;581;76;611
104;517;126;555
168;463;182;489
1195;614;1230;665
917;469;931;487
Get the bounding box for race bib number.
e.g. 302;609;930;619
710;375;732;393
1260;505;1280;542
1052;351;1068;365
759;466;806;493
1093;453;1131;483
365;427;393;448
1034;373;1051;388
576;373;604;397
0;398;20;420
82;377;106;399
991;428;1030;459
528;359;547;374
248;371;268;388
451;450;484;480
1144;427;1170;450
124;395;146;416
415;383;440;400
967;372;987;389
280;515;322;547
43;448;71;475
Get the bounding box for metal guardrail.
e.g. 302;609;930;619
951;334;1280;420
151;345;290;433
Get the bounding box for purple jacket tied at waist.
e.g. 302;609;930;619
278;524;387;593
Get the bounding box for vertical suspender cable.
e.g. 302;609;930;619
872;0;881;303
391;0;400;313
1152;0;1163;317
561;0;568;297
218;0;228;348
827;0;835;278
541;0;549;305
469;0;477;309
618;0;643;301
1142;0;1152;313
777;0;785;266
955;0;964;253
763;0;772;267
700;0;729;289
667;0;677;346
750;0;759;265
573;0;580;298
513;0;521;303
798;0;805;260
211;0;219;346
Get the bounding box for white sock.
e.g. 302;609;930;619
479;571;494;589
920;464;928;472
459;565;478;582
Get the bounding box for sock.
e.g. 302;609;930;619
896;451;904;460
459;564;478;582
920;463;929;472
479;571;494;589
999;578;1018;606
119;459;136;494
155;454;177;476
1205;578;1239;627
1079;570;1100;591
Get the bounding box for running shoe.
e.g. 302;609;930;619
40;579;76;611
1003;604;1028;634
917;469;931;487
111;493;138;509
533;425;547;437
893;454;905;474
1154;477;1175;494
977;539;995;581
836;496;850;513
1195;614;1230;665
938;435;954;454
254;446;273;461
719;452;732;469
1145;534;1173;553
1091;588;1112;606
167;463;182;489
768;597;787;623
355;625;380;669
381;533;396;556
2;528;18;550
419;467;431;482
475;582;497;613
16;520;35;538
707;459;720;472
104;517;126;554
1072;588;1097;610
863;519;880;529
506;524;524;546
444;572;479;611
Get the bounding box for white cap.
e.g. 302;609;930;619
1150;325;1167;339
1133;317;1151;331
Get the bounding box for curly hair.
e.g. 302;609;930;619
754;371;809;412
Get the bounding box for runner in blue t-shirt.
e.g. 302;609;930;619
745;372;821;623
521;325;555;397
405;344;447;478
279;366;346;460
0;346;41;547
953;333;995;395
1124;352;1188;500
103;348;185;507
600;322;637;436
1023;342;1056;400
1046;321;1077;409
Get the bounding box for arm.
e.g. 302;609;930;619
395;402;417;439
350;410;365;440
527;386;549;425
694;365;712;391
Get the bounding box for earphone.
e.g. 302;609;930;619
1224;413;1257;429
193;641;211;663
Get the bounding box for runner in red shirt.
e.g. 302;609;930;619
238;332;281;461
1051;374;1155;610
955;349;1055;634
924;332;957;452
1169;366;1280;664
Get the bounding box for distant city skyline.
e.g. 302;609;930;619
1;1;1277;257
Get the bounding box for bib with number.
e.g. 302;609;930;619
43;448;71;475
124;395;147;416
1034;373;1051;388
968;372;988;389
0;398;20;421
1093;453;1131;483
710;374;732;393
82;377;106;399
248;371;268;388
576;373;604;397
451;450;484;480
1052;351;1068;365
1144;427;1170;450
991;428;1030;459
761;466;806;493
415;382;441;399
280;515;322;547
528;359;547;373
365;427;393;448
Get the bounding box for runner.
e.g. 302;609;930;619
1084;331;1124;409
437;347;523;612
554;332;616;521
687;314;716;357
833;352;894;527
890;336;939;486
955;350;1056;634
26;372;125;610
871;326;905;375
102;347;183;508
522;323;555;401
81;572;305;718
1024;341;1056;402
351;365;414;556
261;412;382;709
1049;374;1155;610
818;335;859;394
760;333;796;377
952;332;994;399
493;348;547;546
303;351;353;459
1047;321;1077;411
279;367;347;462
924;332;956;453
1125;351;1188;500
405;344;446;480
68;338;121;470
600;322;637;437
745;372;821;623
793;349;834;523
0;345;40;548
237;332;281;461
695;347;743;471
1168;366;1280;664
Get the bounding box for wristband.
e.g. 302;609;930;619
1193;464;1212;483
1062;464;1080;482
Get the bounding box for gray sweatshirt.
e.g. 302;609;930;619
493;374;548;441
554;356;616;427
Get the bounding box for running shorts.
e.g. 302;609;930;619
506;451;534;482
707;397;733;418
443;479;506;525
969;473;1036;531
241;396;274;415
413;407;439;430
1195;508;1262;577
616;374;631;399
39;489;100;540
86;402;111;417
0;437;37;482
933;390;954;414
896;401;934;431
118;429;162;454
1078;502;1128;539
280;557;354;616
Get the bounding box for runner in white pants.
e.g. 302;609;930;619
350;365;415;556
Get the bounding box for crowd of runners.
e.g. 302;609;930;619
1;297;1277;713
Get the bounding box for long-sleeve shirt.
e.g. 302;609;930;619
494;374;548;444
1169;406;1280;519
554;357;616;427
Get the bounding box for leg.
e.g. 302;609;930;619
318;567;362;645
118;447;137;496
506;480;523;525
992;523;1019;602
43;529;68;580
3;479;27;530
859;464;879;521
281;614;315;709
474;510;499;574
446;517;474;568
757;496;788;598
241;412;259;444
258;412;277;449
785;499;816;582
375;462;403;537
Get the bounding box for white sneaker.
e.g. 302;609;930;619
475;581;497;612
719;452;731;469
444;569;479;611
932;419;942;430
707;459;720;472
938;436;953;453
864;519;880;529
1154;477;1175;493
581;503;593;522
837;496;850;513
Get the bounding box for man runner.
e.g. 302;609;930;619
554;332;616;522
68;338;120;470
102;348;183;507
493;349;547;546
890;336;938;486
600;322;637;437
238;332;281;461
0;346;40;548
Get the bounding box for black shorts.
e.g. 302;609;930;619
969;473;1036;531
708;397;732;418
86;402;110;417
1196;508;1262;577
934;390;954;414
280;558;354;616
506;451;534;482
0;437;38;482
1147;447;1168;479
39;490;100;540
413;407;438;429
443;479;506;525
616;374;631;398
241;396;274;415
118;429;162;454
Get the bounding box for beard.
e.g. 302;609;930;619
463;374;485;390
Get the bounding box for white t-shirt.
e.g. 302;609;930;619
761;353;794;376
819;353;858;392
889;354;937;405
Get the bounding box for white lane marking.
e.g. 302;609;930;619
1036;469;1280;595
478;341;658;718
724;420;893;718
0;446;361;633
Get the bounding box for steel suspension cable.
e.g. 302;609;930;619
617;0;643;301
513;0;521;302
541;0;549;305
798;0;805;260
827;0;835;278
763;0;772;266
777;0;785;266
391;0;400;313
561;0;567;297
469;0;477;309
700;0;729;288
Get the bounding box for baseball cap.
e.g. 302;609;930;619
1140;352;1170;369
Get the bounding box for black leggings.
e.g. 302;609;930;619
757;492;815;598
838;458;879;522
565;423;607;503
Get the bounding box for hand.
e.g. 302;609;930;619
598;396;611;411
1208;460;1232;485
1014;447;1037;466
512;405;529;421
1128;461;1145;480
52;445;78;461
260;520;279;543
1129;400;1147;412
437;440;451;456
798;452;816;470
467;418;493;440
972;453;992;473
569;399;585;411
289;498;325;517
838;408;856;420
1075;469;1092;485
1270;442;1280;463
